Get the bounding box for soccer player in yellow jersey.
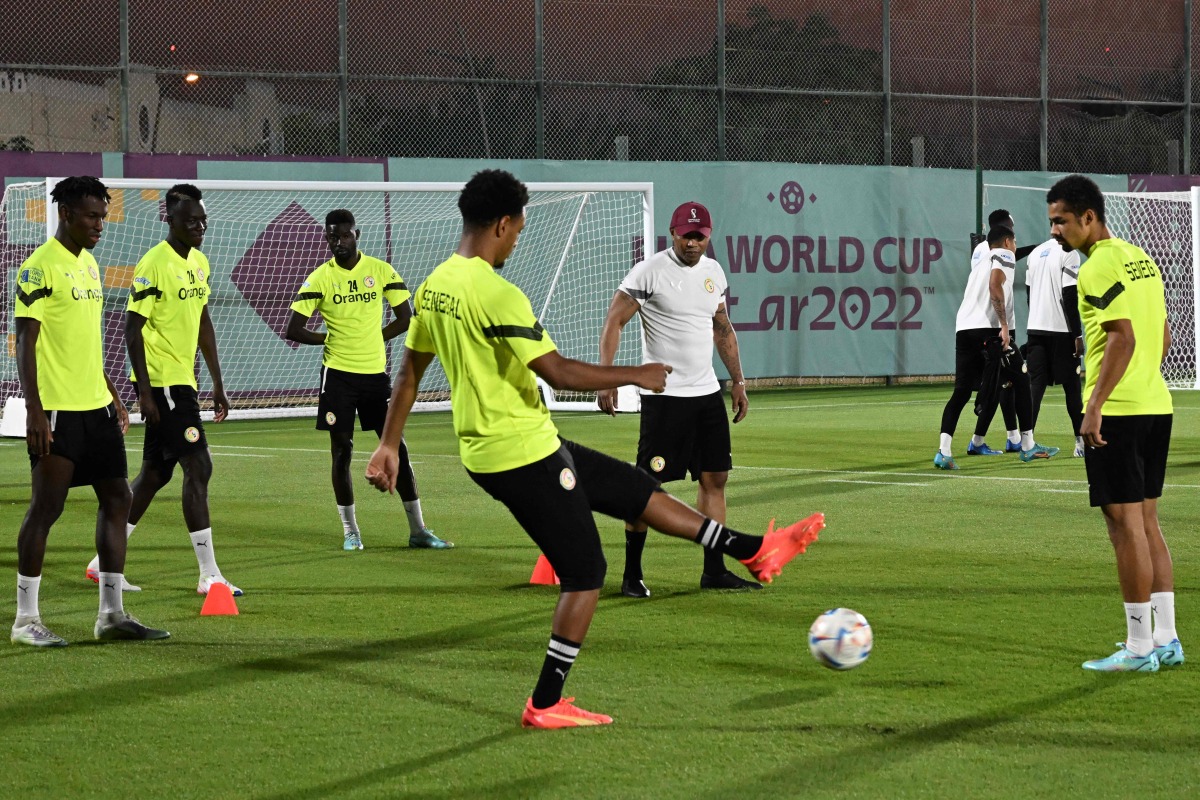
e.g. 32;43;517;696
89;184;240;596
1047;174;1182;672
366;170;824;728
287;210;450;551
11;176;169;645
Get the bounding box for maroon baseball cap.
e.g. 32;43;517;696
670;202;713;237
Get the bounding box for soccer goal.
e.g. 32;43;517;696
0;178;652;425
983;182;1200;390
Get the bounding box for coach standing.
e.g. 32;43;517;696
598;202;759;596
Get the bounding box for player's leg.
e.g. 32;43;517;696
467;450;611;728
696;470;758;588
177;447;242;596
329;429;361;549
92;476;169;641
621;394;684;597
1141;415;1182;664
566;439;823;586
12;450;73;646
1055;340;1086;456
939;331;985;467
1026;337;1049;431
998;384;1020;450
692;391;758;589
1005;347;1058;462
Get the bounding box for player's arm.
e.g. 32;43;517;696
382;299;413;341
285;310;326;346
1061;285;1083;357
988;268;1010;348
1014;244;1036;261
126;310;160;426
713;302;749;423
1163;319;1172;364
366;346;433;494
1080;318;1135;448
197;305;229;422
530;350;669;394
597;290;641;416
15;318;52;456
102;370;129;434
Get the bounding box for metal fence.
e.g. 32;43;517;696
2;0;1195;173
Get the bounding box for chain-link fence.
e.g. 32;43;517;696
2;0;1195;172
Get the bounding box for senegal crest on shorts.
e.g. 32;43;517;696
325;412;337;425
649;456;665;472
184;427;200;443
559;468;576;490
704;278;715;293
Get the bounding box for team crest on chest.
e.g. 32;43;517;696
559;468;577;490
88;266;99;280
364;275;375;288
703;278;715;293
197;267;205;282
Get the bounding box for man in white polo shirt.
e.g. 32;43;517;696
598;202;758;596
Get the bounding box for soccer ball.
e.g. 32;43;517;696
808;608;872;670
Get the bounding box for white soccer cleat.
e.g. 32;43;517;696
86;566;142;592
198;574;243;597
11;618;68;647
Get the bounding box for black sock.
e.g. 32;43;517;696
531;633;581;710
702;546;727;576
624;529;647;580
694;518;762;561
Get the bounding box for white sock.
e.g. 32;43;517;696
88;522;136;573
938;433;953;457
98;572;125;615
970;434;985;447
1007;429;1021;445
190;528;219;576
403;499;425;533
1076;435;1085;449
1152;591;1178;645
1020;431;1035;450
337;504;358;535
16;574;41;622
1124;601;1153;656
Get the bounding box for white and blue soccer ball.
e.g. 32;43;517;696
808;608;872;670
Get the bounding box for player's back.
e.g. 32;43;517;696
955;243;1003;331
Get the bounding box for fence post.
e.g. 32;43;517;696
119;0;130;152
1185;0;1193;174
1040;0;1049;170
716;0;726;160
338;0;349;156
882;0;891;165
535;0;545;159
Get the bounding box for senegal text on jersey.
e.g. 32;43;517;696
418;289;462;320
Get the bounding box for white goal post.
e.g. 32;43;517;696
983;183;1200;390
0;178;652;430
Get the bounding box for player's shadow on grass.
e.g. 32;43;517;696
255;757;557;800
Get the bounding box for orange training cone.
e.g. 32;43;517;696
200;581;239;616
529;554;560;585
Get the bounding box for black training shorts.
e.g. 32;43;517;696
953;328;997;391
29;403;128;487
467;439;660;592
1084;414;1172;507
316;366;390;434
636;391;732;482
1026;332;1080;387
142;385;207;474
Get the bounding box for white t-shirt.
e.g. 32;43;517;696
1024;237;1080;334
955;243;1016;331
618;247;728;397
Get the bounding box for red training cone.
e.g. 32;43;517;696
529;554;560;585
200;581;239;616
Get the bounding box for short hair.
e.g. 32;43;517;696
325;209;355;228
458;169;528;229
987;209;1014;227
1046;175;1106;224
986;225;1014;247
165;183;203;216
50;176;110;209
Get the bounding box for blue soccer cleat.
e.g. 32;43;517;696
1005;440;1022;453
343;531;364;551
1082;645;1159;672
1154;640;1185;666
409;527;453;549
966;441;1004;456
933;452;959;470
1019;444;1059;462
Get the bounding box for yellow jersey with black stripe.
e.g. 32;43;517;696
1078;237;1172;415
290;253;410;374
127;241;211;389
13;238;112;411
406;254;559;473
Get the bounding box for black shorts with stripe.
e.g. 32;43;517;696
1025;332;1080;387
29;403;128;487
953;328;997;391
636;391;732;482
467;438;660;592
1084;414;1171;507
316;366;390;434
142;385;207;475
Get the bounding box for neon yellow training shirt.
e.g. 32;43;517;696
406;254;560;473
14;238;112;411
127;240;211;389
290;253;411;374
1078;237;1172;415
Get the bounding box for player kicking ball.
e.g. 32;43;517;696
366;170;823;727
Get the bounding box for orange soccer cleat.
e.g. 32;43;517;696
740;512;825;584
521;697;614;729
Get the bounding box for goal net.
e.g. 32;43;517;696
983;183;1199;390
0;179;652;423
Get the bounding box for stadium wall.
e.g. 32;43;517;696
1;151;1133;380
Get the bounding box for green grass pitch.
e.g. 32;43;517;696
1;385;1197;798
